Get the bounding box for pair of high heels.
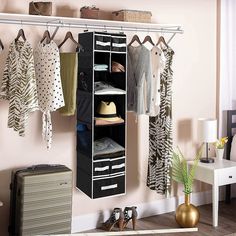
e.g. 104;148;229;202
103;206;138;231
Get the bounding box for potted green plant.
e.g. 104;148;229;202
172;146;203;228
214;137;228;160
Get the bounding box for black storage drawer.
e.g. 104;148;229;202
111;36;126;52
93;159;110;177
94;34;111;51
110;157;125;174
93;174;125;198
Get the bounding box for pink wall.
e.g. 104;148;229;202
0;0;217;235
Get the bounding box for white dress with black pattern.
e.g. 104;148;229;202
34;40;65;149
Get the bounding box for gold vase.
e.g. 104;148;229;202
175;194;200;227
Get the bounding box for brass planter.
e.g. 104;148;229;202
175;194;200;227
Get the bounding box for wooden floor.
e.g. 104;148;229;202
84;198;236;236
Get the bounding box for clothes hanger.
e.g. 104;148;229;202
142;35;155;46
0;39;4;50
40;29;51;44
58;31;81;49
156;36;168;48
128;34;142;46
15;28;26;42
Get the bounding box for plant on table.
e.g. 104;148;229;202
214;137;228;149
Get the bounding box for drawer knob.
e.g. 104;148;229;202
229;176;232;178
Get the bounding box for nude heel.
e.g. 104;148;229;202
132;216;137;230
118;217;124;231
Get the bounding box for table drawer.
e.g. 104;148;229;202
218;167;236;186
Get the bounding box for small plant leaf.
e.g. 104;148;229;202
171;144;203;194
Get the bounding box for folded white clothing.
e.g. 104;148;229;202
94;64;108;71
94;81;126;95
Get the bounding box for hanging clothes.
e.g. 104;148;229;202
127;45;152;115
34;40;65;149
147;46;165;116
0;40;38;136
59;52;78;116
147;46;174;195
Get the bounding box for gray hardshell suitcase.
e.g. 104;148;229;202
9;164;73;236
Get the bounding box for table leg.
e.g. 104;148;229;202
212;184;219;227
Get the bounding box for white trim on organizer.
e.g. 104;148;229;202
93;156;125;163
93;158;110;162
110;156;126;161
94;33;112;37
93;172;125;181
91;32;95;198
72;190;224;233
94;49;126;54
111;35;127;38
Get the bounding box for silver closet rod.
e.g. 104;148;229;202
0;19;183;34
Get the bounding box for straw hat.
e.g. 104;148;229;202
96;101;123;122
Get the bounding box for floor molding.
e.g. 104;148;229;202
71;228;198;235
72;190;216;233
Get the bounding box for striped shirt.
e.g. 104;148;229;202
0;40;38;136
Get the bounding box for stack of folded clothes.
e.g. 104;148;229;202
94;137;125;160
94;64;109;71
94;81;126;95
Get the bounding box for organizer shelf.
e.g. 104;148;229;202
76;31;127;199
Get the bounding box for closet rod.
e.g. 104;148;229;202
0;19;183;34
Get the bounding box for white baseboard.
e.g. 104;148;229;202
72;190;221;233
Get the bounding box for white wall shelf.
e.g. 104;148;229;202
0;13;183;34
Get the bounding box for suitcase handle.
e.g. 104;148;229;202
27;164;62;170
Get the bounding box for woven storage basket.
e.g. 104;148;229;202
29;1;52;16
112;10;152;23
80;6;112;20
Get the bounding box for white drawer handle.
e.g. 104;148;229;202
95;166;109;172
96;41;110;46
112;163;125;170
101;184;118;191
112;43;126;47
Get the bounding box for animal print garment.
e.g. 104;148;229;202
147;46;174;194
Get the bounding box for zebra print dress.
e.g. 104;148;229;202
0;40;38;136
147;46;174;194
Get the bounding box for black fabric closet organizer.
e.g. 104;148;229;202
76;32;127;199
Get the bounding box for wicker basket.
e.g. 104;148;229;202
29;2;52;16
112;10;152;23
80;6;112;20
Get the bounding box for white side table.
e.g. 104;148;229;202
189;159;236;227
